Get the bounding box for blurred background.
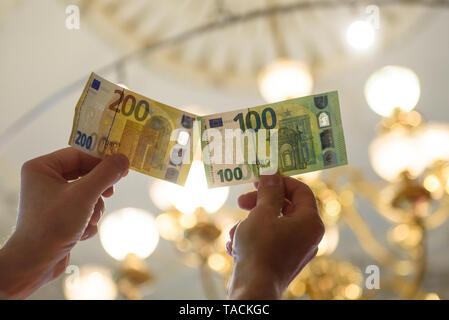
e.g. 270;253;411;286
0;0;449;300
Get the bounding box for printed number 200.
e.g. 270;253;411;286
75;130;93;150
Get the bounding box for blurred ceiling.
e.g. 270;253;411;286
70;0;432;88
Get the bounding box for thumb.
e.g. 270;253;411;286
256;173;285;215
74;154;129;203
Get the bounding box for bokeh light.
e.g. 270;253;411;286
369;127;428;181
64;265;117;300
150;161;229;215
346;20;375;50
99;207;159;260
365;65;420;117
258;58;313;103
418;123;449;165
149;179;176;211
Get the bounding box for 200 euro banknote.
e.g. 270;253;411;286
69;73;197;186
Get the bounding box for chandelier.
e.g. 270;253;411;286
62;62;449;299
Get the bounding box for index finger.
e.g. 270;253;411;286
37;147;102;180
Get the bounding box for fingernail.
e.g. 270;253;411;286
80;232;89;240
111;154;129;172
259;173;281;187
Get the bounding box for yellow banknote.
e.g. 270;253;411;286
68;73;197;186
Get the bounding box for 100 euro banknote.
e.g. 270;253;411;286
200;91;347;187
69;73;197;186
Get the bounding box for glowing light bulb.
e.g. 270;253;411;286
258;59;313;103
99;208;159;260
369;127;428;181
365;65;420;117
169;161;229;215
418;123;449;165
346;20;375;50
64;265;117;300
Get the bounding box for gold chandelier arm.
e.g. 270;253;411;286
372;199;412;224
402;223;426;298
328;166;411;224
342;206;401;268
380;275;428;299
351;180;412;225
423;195;449;229
343;206;429;298
341;166;449;229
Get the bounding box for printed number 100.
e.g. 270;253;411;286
217;167;243;182
233;107;276;131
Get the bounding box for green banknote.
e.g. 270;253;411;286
200;91;347;187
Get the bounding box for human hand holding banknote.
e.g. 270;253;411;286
0;148;323;300
0;148;129;299
0;72;342;299
226;174;324;299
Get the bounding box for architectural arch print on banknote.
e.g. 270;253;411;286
69;73;197;186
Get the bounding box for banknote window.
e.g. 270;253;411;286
177;130;190;146
318;112;330;128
